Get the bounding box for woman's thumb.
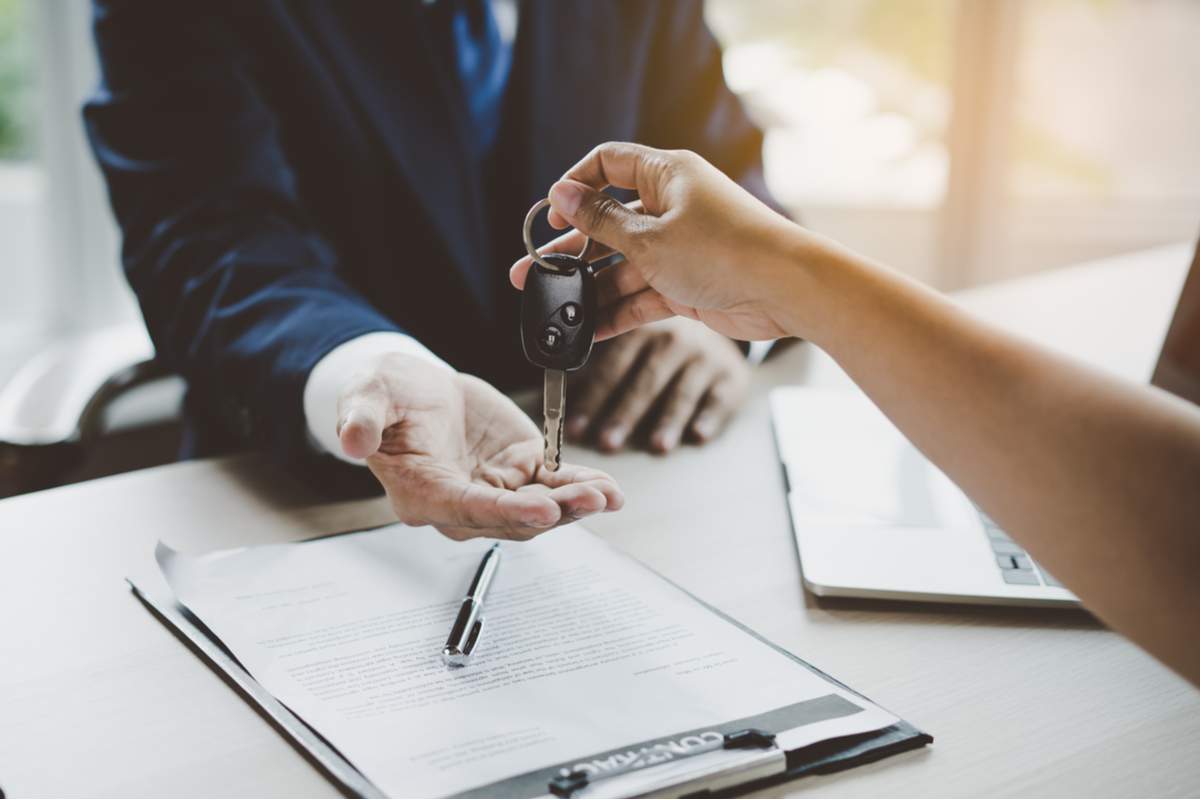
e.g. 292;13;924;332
548;180;641;254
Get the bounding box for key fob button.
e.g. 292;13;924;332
560;303;581;326
540;325;564;352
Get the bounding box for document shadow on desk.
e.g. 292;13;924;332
212;453;388;509
740;738;932;798
129;588;368;799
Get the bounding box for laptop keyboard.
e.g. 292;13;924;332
977;509;1065;588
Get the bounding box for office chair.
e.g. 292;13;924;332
0;323;184;498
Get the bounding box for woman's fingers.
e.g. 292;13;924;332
561;141;663;194
546;180;648;257
595;259;651;307
510;228;589;288
595;290;677;340
513;199;644;290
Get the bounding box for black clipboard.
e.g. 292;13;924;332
128;531;931;798
626;560;933;797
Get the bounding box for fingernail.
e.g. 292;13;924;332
522;509;558;528
601;426;626;450
692;417;716;441
549;180;585;219
566;416;589;438
652;429;678;452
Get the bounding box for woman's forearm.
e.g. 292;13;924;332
525;143;1200;685
770;226;1200;685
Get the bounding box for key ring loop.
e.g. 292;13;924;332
523;198;592;274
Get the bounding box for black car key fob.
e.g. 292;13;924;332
520;198;602;471
520;252;596;371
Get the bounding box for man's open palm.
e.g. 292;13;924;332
337;354;623;540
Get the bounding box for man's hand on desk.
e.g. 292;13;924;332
337;354;624;540
567;318;750;453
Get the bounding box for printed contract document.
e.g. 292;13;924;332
157;524;898;797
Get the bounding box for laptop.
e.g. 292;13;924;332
769;241;1200;607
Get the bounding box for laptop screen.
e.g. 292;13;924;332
1151;238;1200;406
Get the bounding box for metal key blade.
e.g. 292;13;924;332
543;368;566;472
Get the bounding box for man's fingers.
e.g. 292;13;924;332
649;361;715;453
493;489;565;531
595;290;676;341
536;464;625;510
419;476;617;542
687;374;747;443
543;483;610;521
566;337;646;441
392;477;558;531
591;340;687;452
338;385;390;459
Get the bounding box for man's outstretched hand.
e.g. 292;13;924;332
337;353;624;541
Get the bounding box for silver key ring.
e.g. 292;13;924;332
523;198;592;274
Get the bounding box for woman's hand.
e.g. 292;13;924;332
509;142;807;342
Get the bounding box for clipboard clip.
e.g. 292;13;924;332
548;728;777;798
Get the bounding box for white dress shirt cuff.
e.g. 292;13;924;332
746;340;775;365
303;332;452;465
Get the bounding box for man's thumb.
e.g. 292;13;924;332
338;394;387;460
549;180;640;254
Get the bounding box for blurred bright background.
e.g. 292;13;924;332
706;0;1200;285
3;0;1200;380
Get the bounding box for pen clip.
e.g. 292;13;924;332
462;616;484;657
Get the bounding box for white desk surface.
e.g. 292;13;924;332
1;244;1197;798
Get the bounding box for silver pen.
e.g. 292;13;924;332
441;543;502;667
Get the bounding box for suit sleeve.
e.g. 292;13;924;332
636;0;785;216
83;0;402;474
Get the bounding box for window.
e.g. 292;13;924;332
707;0;1200;288
999;0;1200;280
2;0;1198;379
0;0;33;160
0;0;135;382
707;0;955;283
0;0;47;368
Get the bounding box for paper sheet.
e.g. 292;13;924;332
158;524;896;797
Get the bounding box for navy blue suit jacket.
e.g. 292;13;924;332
84;0;773;491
